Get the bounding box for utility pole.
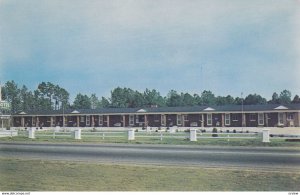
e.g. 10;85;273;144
241;92;244;130
62;101;65;132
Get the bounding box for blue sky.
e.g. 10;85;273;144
0;0;299;100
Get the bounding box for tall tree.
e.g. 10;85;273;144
3;81;21;113
90;93;99;109
193;94;202;105
181;93;195;106
166;90;183;107
201;90;215;106
244;94;267;105
279;90;292;104
99;97;110;108
292;95;300;104
73;93;91;109
143;89;165;107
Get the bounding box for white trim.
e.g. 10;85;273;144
204;107;215;111
86;115;90;126
278;113;284;125
274;105;288;110
207;114;212;126
161;114;166;126
136;109;147;113
225;113;230;126
177;114;182;126
71;110;80;114
258;113;264;126
99;115;103;126
129;115;134;126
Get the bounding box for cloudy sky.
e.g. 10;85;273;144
0;0;299;100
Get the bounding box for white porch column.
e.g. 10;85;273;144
107;115;110;127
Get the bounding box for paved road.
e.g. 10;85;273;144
1;142;300;171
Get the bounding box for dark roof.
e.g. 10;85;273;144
13;104;300;116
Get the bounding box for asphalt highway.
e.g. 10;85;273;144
1;142;300;171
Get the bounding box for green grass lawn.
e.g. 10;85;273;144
0;158;299;191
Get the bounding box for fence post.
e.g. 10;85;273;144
146;126;151;133
128;129;135;140
190;129;197;141
74;129;81;140
28;127;35;139
262;128;270;143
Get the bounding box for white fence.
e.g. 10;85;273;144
12;128;300;143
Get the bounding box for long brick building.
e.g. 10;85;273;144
11;104;300;129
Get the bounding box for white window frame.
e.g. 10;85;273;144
278;113;284;125
161;115;166;126
207;114;212;126
135;115;139;123
129;115;134;126
183;115;188;121
258;113;264;126
225;113;230;126
86;115;90;126
99;115;103;126
177;114;182;126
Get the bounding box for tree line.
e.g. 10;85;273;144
1;80;300;113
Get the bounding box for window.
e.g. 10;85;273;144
225;114;230;125
135;115;139;123
177;115;182;126
129;115;134;126
278;113;284;125
183;115;188;121
250;114;256;121
288;113;294;120
154;114;160;122
99;115;103;126
207;114;212;126
232;114;238;121
80;116;85;123
258;113;264;125
161;115;166;126
86;115;90;126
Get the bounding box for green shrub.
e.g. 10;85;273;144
212;127;218;137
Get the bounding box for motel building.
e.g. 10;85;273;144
11;104;300;132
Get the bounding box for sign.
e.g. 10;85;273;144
0;101;10;109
